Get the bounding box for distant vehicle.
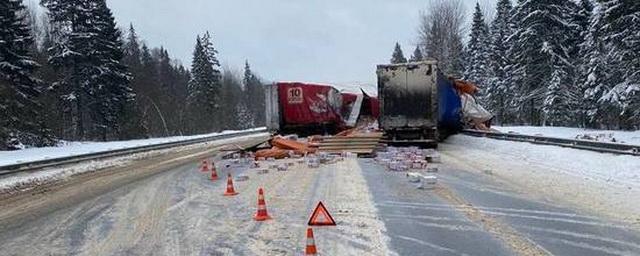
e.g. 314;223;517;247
376;61;462;147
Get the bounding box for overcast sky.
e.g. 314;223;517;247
91;1;495;85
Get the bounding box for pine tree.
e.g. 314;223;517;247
390;42;407;64
0;0;54;149
409;46;423;62
464;3;491;88
486;0;514;124
507;0;582;126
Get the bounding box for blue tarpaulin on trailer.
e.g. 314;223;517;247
437;74;463;133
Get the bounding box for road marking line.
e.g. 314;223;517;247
377;203;633;230
393;234;460;254
432;185;551;256
381;200;602;221
541;236;635;256
517;225;640;251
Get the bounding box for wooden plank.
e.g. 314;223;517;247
318;149;374;154
322;137;382;142
321;134;383;140
319;146;378;150
319;141;380;146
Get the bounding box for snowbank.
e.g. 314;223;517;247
0;128;266;168
495;126;640;146
441;135;640;224
0;133;269;195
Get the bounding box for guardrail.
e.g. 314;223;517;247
0;128;269;176
461;129;640;156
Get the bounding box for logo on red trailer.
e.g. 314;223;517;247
287;87;303;104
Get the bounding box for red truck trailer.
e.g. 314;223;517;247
265;82;380;135
265;82;345;134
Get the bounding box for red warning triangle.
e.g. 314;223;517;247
308;201;336;226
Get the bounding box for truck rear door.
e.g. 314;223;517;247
378;62;437;129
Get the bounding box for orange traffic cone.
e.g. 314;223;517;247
305;228;317;255
254;188;272;221
200;160;209;172
210;165;218;181
223;174;239;196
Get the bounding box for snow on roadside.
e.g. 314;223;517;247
495;126;640;146
0;127;265;168
441;135;640;225
0;133;269;196
243;157;394;255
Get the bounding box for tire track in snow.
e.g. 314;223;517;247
377;202;633;230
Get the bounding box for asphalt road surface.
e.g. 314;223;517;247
0;143;639;255
361;159;640;256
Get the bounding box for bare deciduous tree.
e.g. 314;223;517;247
417;0;467;77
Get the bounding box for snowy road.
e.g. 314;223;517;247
0;149;389;255
1;137;640;255
363;159;640;255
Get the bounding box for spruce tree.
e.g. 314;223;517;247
186;36;206;133
244;60;265;126
0;0;54;149
123;24;142;70
464;3;490;88
87;0;136;140
448;36;466;78
409;46;423;62
507;0;581;125
186;33;222;133
390;42;407;64
220;68;242;130
42;0;94;139
576;0;605;127
42;0;137;140
235;99;255;129
200;32;222;114
597;0;640;128
576;0;594;34
486;0;514;124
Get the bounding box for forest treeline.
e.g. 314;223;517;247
0;0;265;150
392;0;639;129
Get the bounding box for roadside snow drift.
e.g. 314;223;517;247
0;133;270;196
0;128;266;168
440;135;640;225
495;126;640;146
